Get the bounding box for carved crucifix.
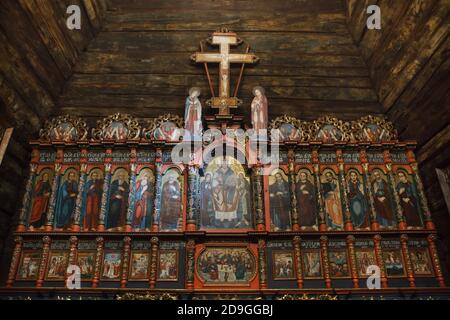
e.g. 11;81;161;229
191;29;259;115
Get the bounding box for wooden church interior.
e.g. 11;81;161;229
0;0;448;297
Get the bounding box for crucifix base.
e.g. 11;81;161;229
205;114;244;131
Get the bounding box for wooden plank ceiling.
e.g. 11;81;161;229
0;0;107;238
59;0;383;123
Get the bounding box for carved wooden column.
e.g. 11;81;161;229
149;237;159;289
385;151;406;230
373;235;388;288
312;149;327;231
186;239;195;290
152;149;163;232
68;236;78;266
347;235;359;288
186;165;199;231
320;236;331;288
400;234;416;287
410;161;435;230
253;165;265;231
17;164;37;232
92;237;104;288
98;163;112;232
120;237;132;288
72;163;87;231
427;234;446;287
125;163;137;232
6;236;23;287
44;163;62;231
293;236;303;289
337;149;353;231
288;150;299;231
36;236;51;288
258;239;268;289
361;156;379;231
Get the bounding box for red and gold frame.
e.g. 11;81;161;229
193;243;259;289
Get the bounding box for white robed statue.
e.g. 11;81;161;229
184;87;203;139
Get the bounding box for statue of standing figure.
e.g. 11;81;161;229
251;86;268;133
184;87;203;139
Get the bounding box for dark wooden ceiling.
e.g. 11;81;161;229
59;0;382;123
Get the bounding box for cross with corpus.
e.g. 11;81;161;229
191;29;259;115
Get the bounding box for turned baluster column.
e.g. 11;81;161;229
6;236;23;287
288;150;299;231
373;235;388;288
258;239;268;289
347;235;359;288
186;165;199;231
98;163;112;232
68;236;78;266
152;149;163;232
36;236;51;288
126;164;137;232
186;239;195;290
120;237;132;288
72;164;87;231
92;237;104;288
409;161;435;230
293;236;303;289
320;236;331;288
400;234;416;287
149;237;159;289
45;163;63;231
427;234;446;287
17;164;38;232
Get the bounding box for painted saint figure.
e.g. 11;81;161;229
347;171;369;229
371;170;396;228
296;171;317;228
184;87;202;138
107;170;129;230
396;171;422;227
83;171;103;231
160;172;181;230
29;172;52;230
134;172;154;230
251;86;268;133
321;171;344;229
54;171;78;229
269;172;291;231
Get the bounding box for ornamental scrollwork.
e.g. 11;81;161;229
142;114;184;142
351;115;398;142
39;115;88;142
91;113;141;141
269;115;311;142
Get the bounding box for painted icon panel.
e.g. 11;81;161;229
200;156;252;230
272;251;295;280
197;247;256;285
